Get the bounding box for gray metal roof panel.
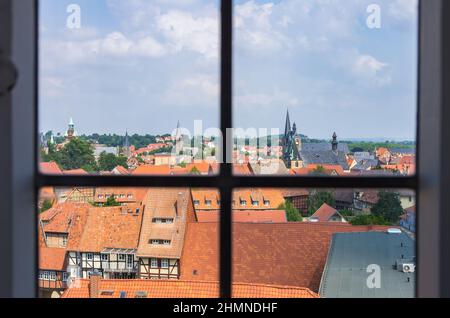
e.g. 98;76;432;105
319;232;415;298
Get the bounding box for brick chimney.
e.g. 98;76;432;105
89;272;102;298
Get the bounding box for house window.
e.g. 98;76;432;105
127;255;133;269
101;254;108;262
118;254;126;261
62;236;67;247
252;200;259;207
86;253;93;260
163;240;171;246
161;259;169;269
49;271;56;281
240;200;247;206
62;272;69;282
150;259;158;268
264;200;270;206
193;200;200;206
205;200;212;206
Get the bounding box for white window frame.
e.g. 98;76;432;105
150;259;158;269
161;259;169;269
86;253;93;261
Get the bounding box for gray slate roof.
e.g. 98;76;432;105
352;159;380;171
302;143;350;155
319;231;415;298
389;148;416;155
300;150;349;170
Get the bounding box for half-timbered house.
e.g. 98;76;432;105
68;204;143;279
137;188;196;280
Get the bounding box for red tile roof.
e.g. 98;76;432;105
40;203;91;250
40;162;62;175
77;205;143;253
63;169;88;175
196;210;287;223
62;279;318;298
181;222;392;293
39;247;67;271
310;203;345;222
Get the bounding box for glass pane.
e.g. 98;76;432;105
39;0;220;176
233;0;418;177
232;188;416;298
38;186;219;298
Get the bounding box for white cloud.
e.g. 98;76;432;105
389;0;419;21
156;10;219;59
351;53;392;86
163;74;219;107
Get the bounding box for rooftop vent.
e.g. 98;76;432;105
387;228;402;234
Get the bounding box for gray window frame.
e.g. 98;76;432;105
0;0;449;298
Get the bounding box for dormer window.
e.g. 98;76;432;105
252;200;259;207
205;200;212;206
127;194;133;199
264;200;270;206
163;240;171;245
98;194;104;199
240;200;247;206
194;200;200;206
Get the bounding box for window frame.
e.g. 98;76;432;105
1;0;450;298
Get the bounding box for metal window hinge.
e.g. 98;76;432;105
0;54;18;97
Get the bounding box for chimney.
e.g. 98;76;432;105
89;272;102;299
176;192;184;216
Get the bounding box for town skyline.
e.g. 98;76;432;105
39;0;418;140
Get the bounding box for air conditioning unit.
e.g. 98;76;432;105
401;263;415;273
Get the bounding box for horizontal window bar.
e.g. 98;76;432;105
36;174;417;189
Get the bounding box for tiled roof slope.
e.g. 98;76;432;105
181;222;392;293
40;203;90;250
137;188;195;258
39;247;67;271
62;279;319;298
77;205;143;252
311;203;343;222
196;210;287;223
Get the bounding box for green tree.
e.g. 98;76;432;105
309;165;327;176
350;214;390;226
40;200;53;213
98;152;128;171
371;191;404;224
278;200;302;222
105;196;121;207
307;191;335;216
190;166;201;175
57;138;97;171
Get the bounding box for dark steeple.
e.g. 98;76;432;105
284;109;291;139
123;131;130;148
332;132;338;152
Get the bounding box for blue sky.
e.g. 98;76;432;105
39;0;418;140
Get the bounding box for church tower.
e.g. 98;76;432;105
65;117;76;141
282;109;301;168
332;132;339;153
123;131;131;158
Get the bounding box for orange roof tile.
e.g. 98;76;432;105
137;188;195;259
40;162;62;175
132;165;174;175
196;210;287;223
63;169;88;175
181;222;392;293
62;279;318;298
310;203;345;222
39;247;67;271
94;187;149;204
233;164;253;175
77;205;143;253
112;165;129;175
40;203;91;250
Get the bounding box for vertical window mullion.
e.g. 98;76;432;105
219;0;233;299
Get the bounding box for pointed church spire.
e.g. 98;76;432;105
284;109;291;138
